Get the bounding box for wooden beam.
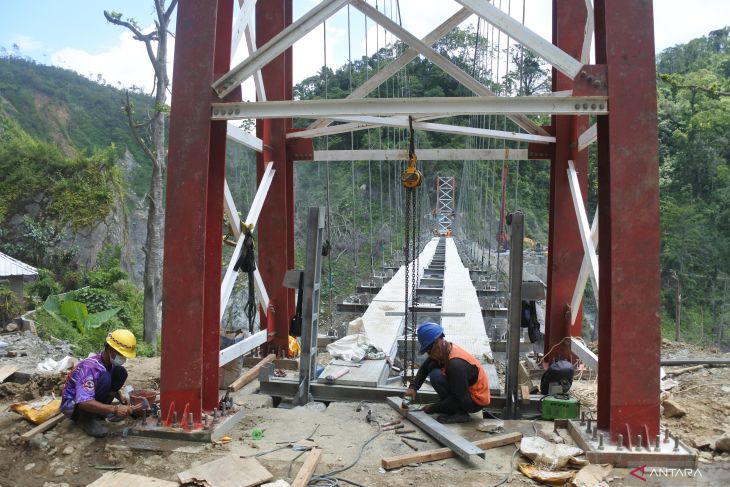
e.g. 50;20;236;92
291;448;322;487
227;353;276;391
20;414;65;441
381;431;522;469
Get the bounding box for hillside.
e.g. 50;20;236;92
0;56;155;199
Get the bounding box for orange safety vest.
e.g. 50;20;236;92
441;343;491;406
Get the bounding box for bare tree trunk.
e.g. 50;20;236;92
105;0;177;347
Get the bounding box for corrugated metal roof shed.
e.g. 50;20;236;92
0;252;38;279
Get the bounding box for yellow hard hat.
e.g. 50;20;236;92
106;329;137;358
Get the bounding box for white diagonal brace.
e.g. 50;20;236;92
227;122;263;152
570;206;598;324
213;0;350;98
455;0;583;78
577;123;597;152
567;160;598;325
231;1;266;100
306;8;472;129
291;115;555;144
220;161;275;321
231;0;255;56
223;180;241;240
312;148;529;161
349;0;547;136
212;95;608;119
582;0;594;64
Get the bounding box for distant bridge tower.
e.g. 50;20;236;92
436;176;455;236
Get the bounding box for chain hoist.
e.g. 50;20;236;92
401;116;422;385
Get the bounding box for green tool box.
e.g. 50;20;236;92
541;396;580;420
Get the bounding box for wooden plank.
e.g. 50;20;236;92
386;397;485;462
228;353;276;392
87;471;178;486
0;364;18;383
381;431;522;469
20;413;64;440
291;448;322;487
177;455;272;487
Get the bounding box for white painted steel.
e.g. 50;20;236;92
567;161;599;318
306;8;472;130
577;123;597;152
244;25;267;101
293;115;555;144
571;337;597;370
212;96;608;119
231;0;255;56
219;329;268;366
582;0;594;64
213;0;350;97
351;0;547;136
570;207;598;324
455;0;583;78
244;161;275;226
312;148;529;161
220;162;275;321
223;180;241;240
227;122;263;152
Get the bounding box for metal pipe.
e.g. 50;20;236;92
502;211;524;419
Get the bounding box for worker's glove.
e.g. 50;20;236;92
403;388;417;400
422;404;434;414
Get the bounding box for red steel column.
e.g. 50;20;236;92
202;0;236;411
161;0;233;420
256;0;294;352
545;0;589;359
594;0;661;444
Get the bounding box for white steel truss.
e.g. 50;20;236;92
311;148;532;161
567;160;599;324
436;176;456;234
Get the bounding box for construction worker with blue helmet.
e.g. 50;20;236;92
403;322;491;423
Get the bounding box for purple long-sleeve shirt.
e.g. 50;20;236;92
60;354;108;417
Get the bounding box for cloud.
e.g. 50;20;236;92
49;27;173;95
8;34;43;52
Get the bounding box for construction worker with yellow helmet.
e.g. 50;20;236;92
60;329;143;437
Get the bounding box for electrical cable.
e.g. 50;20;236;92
309;430;383;487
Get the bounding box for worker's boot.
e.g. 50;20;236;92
77;411;109;438
436;412;471;424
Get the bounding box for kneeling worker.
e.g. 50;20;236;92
403;322;490;423
61;329;143;437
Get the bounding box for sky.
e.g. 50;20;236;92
1;0;728;99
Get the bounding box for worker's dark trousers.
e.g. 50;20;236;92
72;366;127;419
428;368;482;414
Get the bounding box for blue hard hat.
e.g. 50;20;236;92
417;322;445;354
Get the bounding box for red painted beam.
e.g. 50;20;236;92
545;0;589;359
256;0;294;352
202;0;237;412
594;0;661;442
161;0;233;420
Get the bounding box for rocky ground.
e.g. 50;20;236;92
0;331;729;486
